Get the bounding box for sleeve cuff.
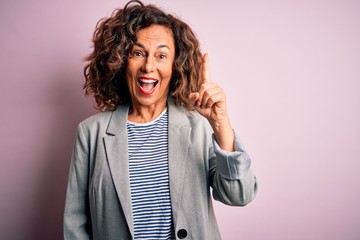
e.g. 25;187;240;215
212;131;251;180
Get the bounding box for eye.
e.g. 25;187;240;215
132;50;144;58
159;54;167;60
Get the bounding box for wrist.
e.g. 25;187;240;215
210;115;234;151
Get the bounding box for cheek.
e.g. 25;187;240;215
126;59;138;75
163;62;174;78
125;72;131;87
125;64;137;85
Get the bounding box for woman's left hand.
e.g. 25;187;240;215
189;54;227;124
189;53;235;151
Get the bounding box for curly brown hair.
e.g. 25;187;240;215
83;0;203;111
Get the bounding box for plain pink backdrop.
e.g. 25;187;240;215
1;0;359;239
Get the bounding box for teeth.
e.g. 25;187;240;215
138;78;158;93
139;78;157;83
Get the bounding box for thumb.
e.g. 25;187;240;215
189;92;200;107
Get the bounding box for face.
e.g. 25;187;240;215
126;24;175;110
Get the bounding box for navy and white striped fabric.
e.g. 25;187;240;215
127;109;175;239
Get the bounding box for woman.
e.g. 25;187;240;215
64;1;257;239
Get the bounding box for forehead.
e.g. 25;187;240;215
136;25;174;47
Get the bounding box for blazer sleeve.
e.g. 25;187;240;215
63;123;92;239
210;130;258;206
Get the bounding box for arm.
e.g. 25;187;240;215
210;131;257;206
189;53;234;151
190;53;257;205
63;123;92;239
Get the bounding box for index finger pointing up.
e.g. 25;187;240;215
202;53;211;83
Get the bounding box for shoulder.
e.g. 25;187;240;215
188;111;210;129
79;110;113;129
77;104;128;135
169;102;212;134
74;111;113;140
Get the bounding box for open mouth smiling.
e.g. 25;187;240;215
137;77;159;95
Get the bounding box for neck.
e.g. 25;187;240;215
128;101;167;123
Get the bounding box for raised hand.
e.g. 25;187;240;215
189;53;235;151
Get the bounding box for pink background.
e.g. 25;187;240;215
1;0;359;239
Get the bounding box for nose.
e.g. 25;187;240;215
142;56;155;73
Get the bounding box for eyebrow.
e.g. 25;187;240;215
134;42;171;50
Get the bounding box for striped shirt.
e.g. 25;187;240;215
127;109;175;239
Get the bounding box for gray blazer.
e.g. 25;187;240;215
64;99;257;240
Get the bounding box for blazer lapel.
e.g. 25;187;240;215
168;100;191;226
102;100;191;234
103;105;134;237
